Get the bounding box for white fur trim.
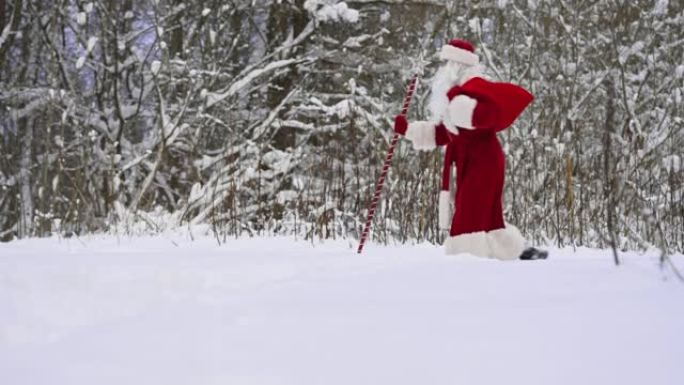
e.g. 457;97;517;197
405;121;436;151
428;63;484;124
438;190;453;230
439;45;479;66
445;231;490;258
447;95;477;130
444;224;526;261
488;224;526;261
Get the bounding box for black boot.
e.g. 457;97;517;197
519;247;548;260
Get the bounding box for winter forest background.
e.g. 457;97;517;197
0;0;682;254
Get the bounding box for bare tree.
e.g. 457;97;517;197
0;0;682;256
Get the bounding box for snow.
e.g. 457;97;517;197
276;190;299;205
619;41;645;65
468;17;480;33
86;37;98;53
330;99;352;118
205;59;300;108
663;154;681;173
676;65;684;79
76;12;87;26
0;24;10;51
653;0;669;15
305;1;360;24
1;235;683;385
150;60;161;75
75;56;86;69
343;34;371;48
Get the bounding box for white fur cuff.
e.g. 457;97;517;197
405;121;436;151
439;45;479;66
438;190;453;230
488;224;526;260
447;95;477;130
444;224;526;261
444;231;490;258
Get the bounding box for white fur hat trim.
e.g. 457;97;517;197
439;45;479;66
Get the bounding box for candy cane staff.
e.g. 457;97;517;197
394;39;547;261
357;74;421;254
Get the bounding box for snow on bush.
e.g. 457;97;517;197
150;60;161;75
663;155;681;173
75;56;86;69
304;0;360;23
76;12;87;26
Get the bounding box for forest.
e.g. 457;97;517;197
1;0;682;255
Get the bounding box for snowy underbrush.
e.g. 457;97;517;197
77;203;356;244
62;204;684;269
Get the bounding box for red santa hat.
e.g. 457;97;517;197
439;39;479;66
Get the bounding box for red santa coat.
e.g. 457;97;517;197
406;77;533;259
443;76;534;231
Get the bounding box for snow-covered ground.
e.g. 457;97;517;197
1;235;683;385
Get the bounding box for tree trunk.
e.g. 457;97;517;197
18;117;34;238
170;0;184;58
1;0;6;31
603;76;620;266
267;0;308;151
0;0;23;63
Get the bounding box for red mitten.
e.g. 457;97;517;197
446;85;463;101
394;115;408;135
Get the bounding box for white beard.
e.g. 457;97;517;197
428;62;483;123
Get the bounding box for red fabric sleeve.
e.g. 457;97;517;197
435;123;451;146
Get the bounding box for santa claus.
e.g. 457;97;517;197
394;39;547;261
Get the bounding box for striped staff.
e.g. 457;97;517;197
357;74;420;254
